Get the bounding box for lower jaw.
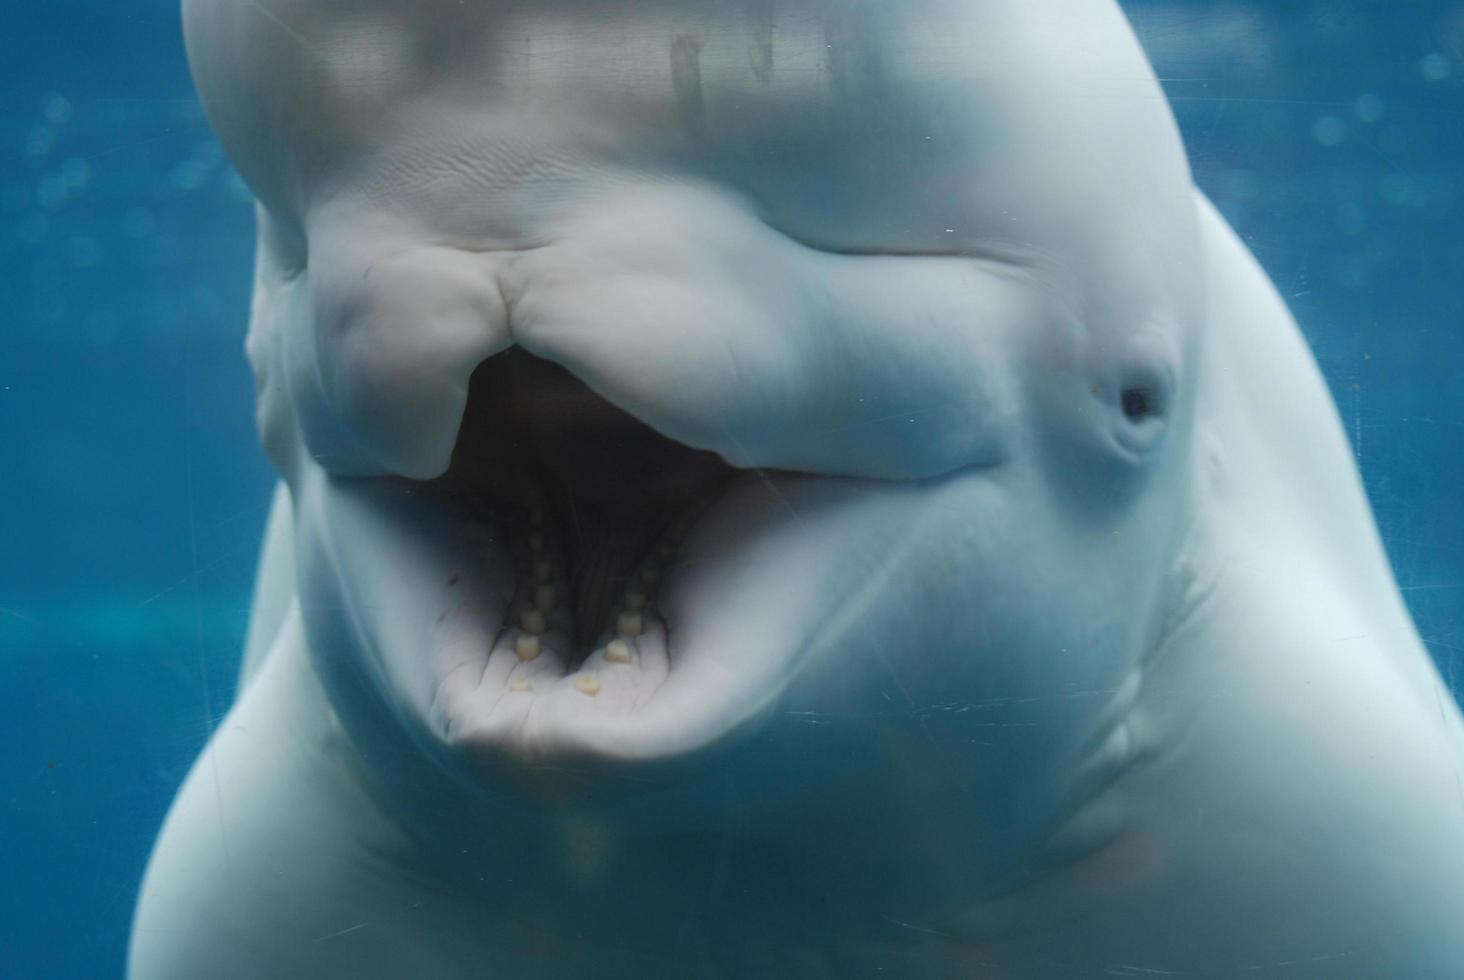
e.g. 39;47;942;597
430;491;700;729
294;457;796;802
293;462;1012;955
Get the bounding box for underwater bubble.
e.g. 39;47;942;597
1333;255;1369;290
1;182;29;213
122;207;155;239
192;140;224;168
190;284;223;319
41;93;73;126
1335;201;1368;237
1219;169;1259;203
36;175;68;210
67;238;99;269
1428;175;1456;210
1408;176;1443;210
32;258;65;293
60;158;91;192
169;160;208;192
1381;173;1415;207
83;310;121;344
159;296;189;331
1420;53;1451;81
23;127;54;160
96;101;131;128
1352;93;1384;123
1312;116;1346;147
34;290;67;324
15;212;49;244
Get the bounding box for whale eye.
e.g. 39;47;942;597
1111;368;1171;459
1121;386;1155;421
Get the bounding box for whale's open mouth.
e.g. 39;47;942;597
433;347;739;664
408;343;761;756
297;334;875;794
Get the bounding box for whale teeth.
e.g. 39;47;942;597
509;676;533;692
616;611;643;638
574;673;601;696
515;633;541;662
519;608;547;636
605;638;633;664
507;503;680;668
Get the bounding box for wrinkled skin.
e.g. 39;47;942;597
131;1;1464;977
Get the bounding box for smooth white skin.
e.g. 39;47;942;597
130;1;1464;977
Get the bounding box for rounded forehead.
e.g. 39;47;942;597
186;2;1003;184
187;0;1196;308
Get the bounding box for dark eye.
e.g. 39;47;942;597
1110;376;1170;460
1121;387;1154;421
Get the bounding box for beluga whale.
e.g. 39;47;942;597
131;0;1464;976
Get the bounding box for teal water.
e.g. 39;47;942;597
2;3;1462;976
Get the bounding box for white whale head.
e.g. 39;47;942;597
186;0;1206;937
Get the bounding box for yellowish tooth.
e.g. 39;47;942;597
519;608;547;636
574;673;601;696
605;638;633;664
616;611;643;638
533;583;556;613
639;566;659;585
533;558;553;583
528;530;545;552
623;590;646;611
509;676;533;692
515;633;541;661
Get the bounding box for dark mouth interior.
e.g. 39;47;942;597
427;348;739;657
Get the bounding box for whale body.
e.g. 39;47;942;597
130;1;1464;976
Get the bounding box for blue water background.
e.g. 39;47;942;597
2;2;1461;976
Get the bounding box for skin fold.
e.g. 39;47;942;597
130;1;1464;977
